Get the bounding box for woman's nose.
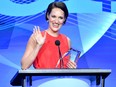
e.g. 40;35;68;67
54;18;59;23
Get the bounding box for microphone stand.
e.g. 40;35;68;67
55;40;64;68
58;46;64;69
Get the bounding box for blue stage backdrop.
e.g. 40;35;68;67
0;0;116;87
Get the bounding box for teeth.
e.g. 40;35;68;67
54;24;58;26
53;24;59;27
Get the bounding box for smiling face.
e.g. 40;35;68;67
47;8;65;33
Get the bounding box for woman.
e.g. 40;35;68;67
21;1;77;70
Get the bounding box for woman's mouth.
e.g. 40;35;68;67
52;23;59;28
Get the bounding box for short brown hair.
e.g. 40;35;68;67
45;2;69;24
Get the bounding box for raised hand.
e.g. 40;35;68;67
33;26;46;46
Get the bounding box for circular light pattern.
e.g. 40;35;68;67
32;78;90;87
10;0;36;4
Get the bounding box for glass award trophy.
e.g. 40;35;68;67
56;48;81;68
63;48;81;63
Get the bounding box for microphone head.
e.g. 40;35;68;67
55;40;60;46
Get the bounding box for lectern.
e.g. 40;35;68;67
10;69;111;87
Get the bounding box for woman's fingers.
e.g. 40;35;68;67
37;26;41;33
33;26;40;35
33;26;46;46
67;60;77;69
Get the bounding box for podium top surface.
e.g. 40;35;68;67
17;68;111;74
10;69;111;86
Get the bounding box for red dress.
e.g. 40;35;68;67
33;31;70;69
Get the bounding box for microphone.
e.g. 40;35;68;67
55;40;64;68
55;40;60;46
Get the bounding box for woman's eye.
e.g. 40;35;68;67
59;17;63;19
52;15;56;18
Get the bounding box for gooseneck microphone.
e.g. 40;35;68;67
55;40;64;68
55;40;60;46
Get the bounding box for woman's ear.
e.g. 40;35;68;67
47;13;49;20
63;18;66;24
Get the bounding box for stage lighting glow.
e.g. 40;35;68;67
77;12;116;54
32;78;90;87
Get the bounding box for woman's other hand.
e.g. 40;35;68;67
67;60;77;69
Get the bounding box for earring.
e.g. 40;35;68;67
47;20;49;22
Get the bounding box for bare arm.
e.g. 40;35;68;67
21;26;46;70
67;37;71;49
